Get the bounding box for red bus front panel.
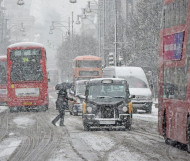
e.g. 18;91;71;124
7;43;48;108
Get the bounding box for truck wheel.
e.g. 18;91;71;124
187;117;190;153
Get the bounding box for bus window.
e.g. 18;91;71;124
10;49;43;82
0;62;7;84
77;60;101;68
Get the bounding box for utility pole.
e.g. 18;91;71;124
114;0;117;66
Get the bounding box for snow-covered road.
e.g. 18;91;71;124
0;93;189;161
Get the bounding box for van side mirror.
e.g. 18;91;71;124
129;95;135;99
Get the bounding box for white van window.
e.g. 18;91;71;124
120;76;147;88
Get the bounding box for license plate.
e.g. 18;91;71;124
99;120;115;125
24;102;32;106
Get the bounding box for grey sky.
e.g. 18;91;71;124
30;0;90;32
30;0;91;69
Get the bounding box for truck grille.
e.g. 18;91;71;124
101;105;114;118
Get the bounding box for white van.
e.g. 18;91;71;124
103;66;153;113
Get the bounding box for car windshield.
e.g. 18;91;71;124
75;83;86;96
120;76;147;88
88;84;126;100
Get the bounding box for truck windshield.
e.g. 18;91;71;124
88;84;125;100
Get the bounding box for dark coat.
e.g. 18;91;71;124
56;89;68;113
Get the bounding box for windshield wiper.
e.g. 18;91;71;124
113;96;125;98
97;96;113;99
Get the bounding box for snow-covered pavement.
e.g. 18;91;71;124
0;96;189;161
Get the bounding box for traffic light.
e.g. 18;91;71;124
108;52;114;66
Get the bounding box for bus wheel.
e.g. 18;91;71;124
163;114;169;144
187;117;190;153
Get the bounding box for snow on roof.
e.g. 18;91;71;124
74;55;101;60
8;42;44;49
104;66;148;84
89;77;125;82
75;79;89;84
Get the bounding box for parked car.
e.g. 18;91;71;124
82;78;133;131
69;80;87;116
103;66;152;113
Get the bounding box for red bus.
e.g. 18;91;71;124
158;0;190;152
7;42;49;112
73;55;102;81
0;55;7;105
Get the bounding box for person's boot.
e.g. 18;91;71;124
60;119;64;126
52;120;56;126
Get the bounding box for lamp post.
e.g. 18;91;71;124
69;0;77;3
49;27;69;44
17;0;24;5
8;22;26;42
50;19;71;38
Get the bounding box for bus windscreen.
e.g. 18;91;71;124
10;49;43;82
0;61;7;84
77;60;101;68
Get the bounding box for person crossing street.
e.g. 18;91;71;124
52;83;73;126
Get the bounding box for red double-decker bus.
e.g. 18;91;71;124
158;0;190;152
7;42;49;112
0;55;7;105
73;55;102;81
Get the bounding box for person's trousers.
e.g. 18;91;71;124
52;111;65;126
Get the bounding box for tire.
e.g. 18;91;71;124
133;108;137;113
163;114;168;143
73;112;78;116
84;123;90;131
187;117;190;153
9;107;18;113
9;108;14;113
146;103;152;113
125;119;131;131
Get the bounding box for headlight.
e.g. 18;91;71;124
87;106;92;113
122;106;128;112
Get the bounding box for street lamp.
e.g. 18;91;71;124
75;15;81;25
50;20;70;36
86;1;91;13
69;0;77;3
17;0;24;5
